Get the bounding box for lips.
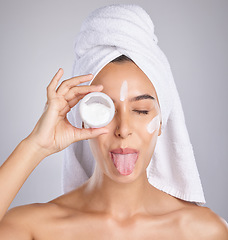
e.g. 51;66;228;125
111;148;138;154
110;148;139;176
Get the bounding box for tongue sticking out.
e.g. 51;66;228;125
111;153;138;175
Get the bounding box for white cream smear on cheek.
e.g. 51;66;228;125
120;80;128;101
147;115;161;134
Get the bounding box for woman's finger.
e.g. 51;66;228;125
47;68;64;99
74;127;109;142
56;74;94;96
64;85;103;102
67;94;86;109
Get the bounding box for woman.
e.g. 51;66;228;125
0;4;227;239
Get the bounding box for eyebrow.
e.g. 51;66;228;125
130;94;155;102
111;94;155;103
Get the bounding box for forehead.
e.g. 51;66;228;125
91;61;158;99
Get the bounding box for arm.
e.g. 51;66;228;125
0;69;108;236
0;138;46;221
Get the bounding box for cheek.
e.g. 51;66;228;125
146;115;161;134
139;128;159;169
137;115;160;166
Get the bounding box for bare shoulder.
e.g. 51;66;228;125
2;201;64;222
0;201;67;239
0;203;43;239
182;205;228;240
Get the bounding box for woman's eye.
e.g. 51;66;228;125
133;110;149;115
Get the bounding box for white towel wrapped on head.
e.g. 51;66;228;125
62;4;206;205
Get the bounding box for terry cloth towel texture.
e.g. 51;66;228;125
62;4;206;205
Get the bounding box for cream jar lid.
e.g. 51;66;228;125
79;92;115;128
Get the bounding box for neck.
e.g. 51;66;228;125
82;165;169;220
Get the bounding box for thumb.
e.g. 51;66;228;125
74;127;109;141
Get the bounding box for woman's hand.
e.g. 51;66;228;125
27;68;108;157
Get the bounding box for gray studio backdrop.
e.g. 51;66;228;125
0;0;227;220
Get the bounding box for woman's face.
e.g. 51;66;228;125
89;61;161;183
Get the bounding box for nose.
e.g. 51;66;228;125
114;107;132;139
